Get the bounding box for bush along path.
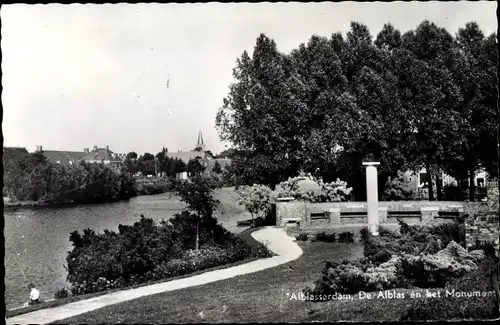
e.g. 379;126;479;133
6;226;303;325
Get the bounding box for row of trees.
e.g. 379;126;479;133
4;151;136;204
216;20;498;200
123;148;223;178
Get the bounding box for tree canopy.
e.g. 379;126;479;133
216;21;497;200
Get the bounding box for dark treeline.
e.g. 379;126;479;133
216;21;498;201
123;147;221;178
4;151;137;204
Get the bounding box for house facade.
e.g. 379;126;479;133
403;166;489;200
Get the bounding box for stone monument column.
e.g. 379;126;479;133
363;162;380;236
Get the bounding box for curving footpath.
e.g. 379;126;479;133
6;226;303;325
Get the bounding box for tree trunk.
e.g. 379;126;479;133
436;170;443;201
469;168;475;202
426;163;435;201
195;216;200;250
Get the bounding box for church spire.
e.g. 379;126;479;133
195;130;205;151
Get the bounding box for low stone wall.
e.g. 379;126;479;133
487;181;499;211
275;200;479;229
465;182;500;250
465;212;499;250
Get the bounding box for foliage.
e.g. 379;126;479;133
400;255;499;321
382;171;416;201
295;231;354;243
315;232;337;243
187;158;206;177
3;152;137;204
273;175;352;202
169;174;223;250
66;215;273;296
338;232;354;243
306;255;404;297
54;287;69;300
215;21;497;201
295;233;309;241
212;160;223;174
307;219;476;299
236;184;276;227
442;184;468;201
126;152;138;159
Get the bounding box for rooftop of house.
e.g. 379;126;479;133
41;150;87;165
3;146;29;152
82;147;124;162
36;145;125;165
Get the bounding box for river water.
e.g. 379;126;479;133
4;188;250;310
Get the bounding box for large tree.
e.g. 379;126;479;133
216;21;497;200
399;21;462;200
442;24;498;199
216;34;300;186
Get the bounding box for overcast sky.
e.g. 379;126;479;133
1;2;497;155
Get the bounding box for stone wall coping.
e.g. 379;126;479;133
276;197;296;202
421;207;440;211
347;204;365;208
362;162;380;166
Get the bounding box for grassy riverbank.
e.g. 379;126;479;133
51;241;366;323
6;226;266;318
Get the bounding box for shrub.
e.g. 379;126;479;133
315;232;337;243
66;213;270;296
401;256;500;321
399;241;481;288
363;237;392;264
54;287;69;300
378;226;400;239
443;184;468;201
273;175;352;202
308;256;404;297
382;171;416;201
430;222;465;247
236;184;275;227
360;228;370;242
295;233;309;241
338;232;354;243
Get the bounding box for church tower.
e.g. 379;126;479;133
195;130;205;152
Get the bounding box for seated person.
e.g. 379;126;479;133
28;283;40;305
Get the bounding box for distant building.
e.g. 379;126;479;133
35;145;125;166
3;147;30;165
3;146;29;156
166;130;231;179
403;166;489;199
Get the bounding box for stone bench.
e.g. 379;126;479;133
280;217;302;228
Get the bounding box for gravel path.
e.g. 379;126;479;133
6;226;303;325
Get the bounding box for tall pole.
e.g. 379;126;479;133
363;162;380;236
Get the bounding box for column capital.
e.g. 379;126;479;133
362;162;380;167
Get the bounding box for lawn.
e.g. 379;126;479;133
51;241;369;323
